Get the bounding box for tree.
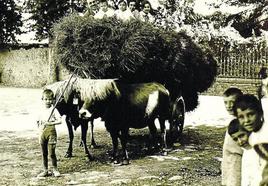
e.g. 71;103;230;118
225;1;268;38
23;0;85;41
0;0;23;49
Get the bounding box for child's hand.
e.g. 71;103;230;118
44;121;54;126
37;121;45;128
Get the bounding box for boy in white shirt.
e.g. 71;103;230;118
37;89;62;177
221;87;243;186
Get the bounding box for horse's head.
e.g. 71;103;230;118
75;78;121;120
78;98;94;119
169;96;185;142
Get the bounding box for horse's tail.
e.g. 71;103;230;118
155;85;171;118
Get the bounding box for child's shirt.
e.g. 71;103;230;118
37;106;61;133
115;9;134;22
94;8;115;19
222;131;243;186
222;115;243;186
139;12;155;23
242;147;266;186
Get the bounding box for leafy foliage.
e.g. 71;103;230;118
23;0;85;41
0;0;22;49
52;15;217;111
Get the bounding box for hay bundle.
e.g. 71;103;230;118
53;14;126;78
164;32;217;93
52;15;217;112
119;23;170;83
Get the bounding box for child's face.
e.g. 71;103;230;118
43;95;54;108
87;0;98;11
143;3;151;14
129;2;136;11
231;130;250;149
236;108;261;132
119;2;127;11
223;95;237;115
100;2;108;12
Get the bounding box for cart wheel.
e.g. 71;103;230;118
176;101;185;135
171;96;185;138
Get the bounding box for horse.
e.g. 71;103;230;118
45;78;100;161
76;78;180;165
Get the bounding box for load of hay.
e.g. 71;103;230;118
52;14;217;111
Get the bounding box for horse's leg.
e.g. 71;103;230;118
81;120;94;161
65;117;74;158
109;129;120;164
159;118;168;155
89;119;98;148
148;120;159;152
119;128;130;165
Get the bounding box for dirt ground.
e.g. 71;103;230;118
0;126;225;186
0;87;228;186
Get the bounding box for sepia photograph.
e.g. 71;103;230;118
0;0;268;185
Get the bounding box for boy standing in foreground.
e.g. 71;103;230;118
37;89;62;177
221;87;243;186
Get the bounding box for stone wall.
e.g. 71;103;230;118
0;48;262;96
0;48;70;88
204;78;261;96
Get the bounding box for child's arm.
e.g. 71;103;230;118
254;143;268;161
45;108;62;126
254;143;268;186
260;162;268;186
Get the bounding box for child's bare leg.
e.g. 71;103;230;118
38;143;49;177
41;143;48;170
49;144;57;168
49;143;60;177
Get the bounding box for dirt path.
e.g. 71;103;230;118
0;126;224;186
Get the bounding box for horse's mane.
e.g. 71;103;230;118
44;79;77;102
73;78;121;102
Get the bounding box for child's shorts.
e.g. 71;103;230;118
39;128;57;145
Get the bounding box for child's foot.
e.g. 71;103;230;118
52;169;61;177
37;170;49;177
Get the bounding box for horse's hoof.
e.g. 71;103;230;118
112;159;120;165
87;155;94;161
121;159;130;165
162;151;168;156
